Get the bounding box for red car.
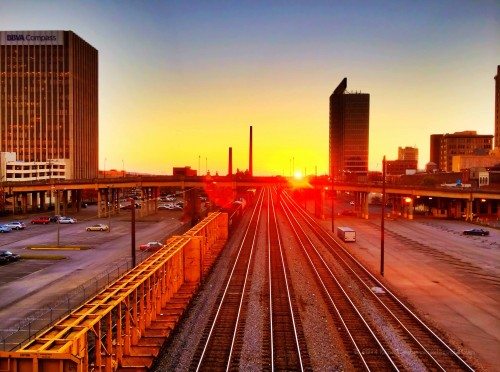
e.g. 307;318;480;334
139;241;164;252
31;216;51;225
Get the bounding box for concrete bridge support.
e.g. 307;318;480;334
20;193;28;214
97;189;101;218
29;192;37;213
361;192;369;219
407;199;414;220
40;191;46;211
464;199;474;221
315;188;325;219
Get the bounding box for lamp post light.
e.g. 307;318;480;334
381;156;386;276
331;173;335;233
130;198;136;267
108;186;111;233
56;190;61;247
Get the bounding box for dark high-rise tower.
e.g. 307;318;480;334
495;65;499;148
0;30;98;179
329;78;370;179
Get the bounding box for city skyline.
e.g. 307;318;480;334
0;1;498;176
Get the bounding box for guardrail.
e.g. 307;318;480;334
0;212;228;372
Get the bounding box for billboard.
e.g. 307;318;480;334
0;31;63;45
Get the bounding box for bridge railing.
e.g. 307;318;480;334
0;212;228;372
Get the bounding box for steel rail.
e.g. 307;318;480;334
267;188;275;372
268;188;305;371
280;199;399;371
195;188;265;371
283;191;475;371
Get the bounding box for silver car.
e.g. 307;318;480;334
58;217;77;224
0;225;12;233
4;221;26;230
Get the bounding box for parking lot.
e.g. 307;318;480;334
0;204;186;341
0;260;56;286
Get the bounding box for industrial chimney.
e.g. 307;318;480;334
249;125;253;176
228;147;233;176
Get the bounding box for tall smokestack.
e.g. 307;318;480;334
228;147;233;176
249;125;253;176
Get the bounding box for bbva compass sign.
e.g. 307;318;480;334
1;31;63;45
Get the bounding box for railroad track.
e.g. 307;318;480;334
263;187;310;371
191;188;264;371
282;191;475;371
281;197;399;370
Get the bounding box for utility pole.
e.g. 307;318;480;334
131;198;136;267
381;156;386;276
331;169;335;232
108;186;111;232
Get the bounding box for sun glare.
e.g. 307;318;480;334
294;171;303;180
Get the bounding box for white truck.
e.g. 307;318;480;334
337;226;356;242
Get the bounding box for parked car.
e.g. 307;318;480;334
0;250;21;262
49;215;61;223
31;216;51;225
0;225;12;233
86;224;109;232
340;209;356;216
463;228;489;236
139;241;164;252
58;217;77;224
121;203;140;210
4;221;26;230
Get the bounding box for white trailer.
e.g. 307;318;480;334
337;226;356;242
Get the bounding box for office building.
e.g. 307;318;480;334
451;153;500;172
430;134;443;167
386;159;418;176
430;131;493;172
0;30;98;180
495;65;499;148
398;146;418;162
329;78;370;179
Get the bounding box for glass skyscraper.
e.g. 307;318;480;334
329;78;370;180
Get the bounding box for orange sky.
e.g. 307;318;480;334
2;1;499;176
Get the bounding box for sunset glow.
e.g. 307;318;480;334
1;1;498;175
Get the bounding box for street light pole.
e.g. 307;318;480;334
56;191;61;246
130;198;136;267
108;186;111;232
381;156;386;276
331;170;335;232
